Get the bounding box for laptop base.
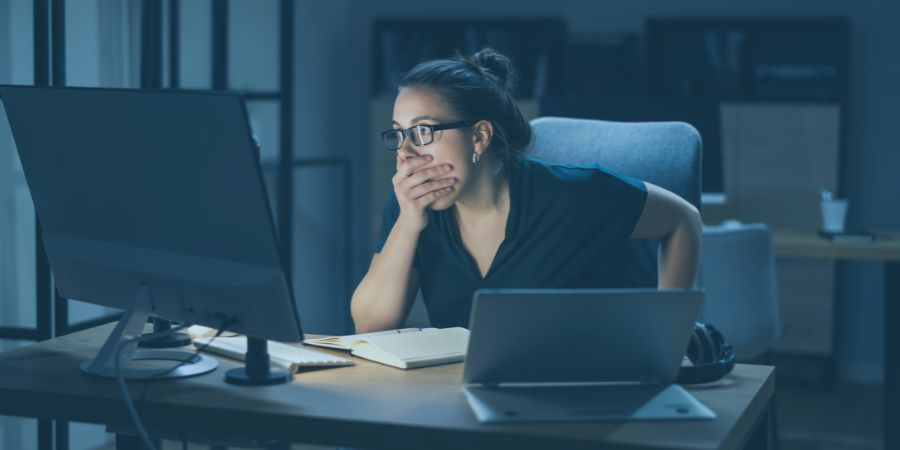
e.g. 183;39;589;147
463;383;716;423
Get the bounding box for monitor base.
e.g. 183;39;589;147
81;349;218;380
224;336;292;386
224;367;291;386
80;285;218;380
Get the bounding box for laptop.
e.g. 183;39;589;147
461;288;716;423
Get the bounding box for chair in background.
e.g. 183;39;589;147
697;222;782;361
698;222;782;450
526;116;703;287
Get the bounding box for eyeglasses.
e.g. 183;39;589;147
382;120;479;150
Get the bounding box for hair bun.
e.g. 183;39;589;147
472;47;516;92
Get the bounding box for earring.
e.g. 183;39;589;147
472;152;480;164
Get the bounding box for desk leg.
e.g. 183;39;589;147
886;262;899;450
743;399;773;450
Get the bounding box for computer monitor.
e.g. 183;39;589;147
0;85;303;385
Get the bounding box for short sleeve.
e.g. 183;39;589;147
373;191;401;254
592;166;648;240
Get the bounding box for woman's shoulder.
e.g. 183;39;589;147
516;156;636;190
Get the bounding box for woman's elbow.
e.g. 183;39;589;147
350;291;393;334
682;203;702;237
675;203;703;258
662;200;701;243
349;290;369;333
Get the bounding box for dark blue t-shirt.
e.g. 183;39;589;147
374;156;648;328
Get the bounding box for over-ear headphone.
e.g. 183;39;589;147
677;322;736;385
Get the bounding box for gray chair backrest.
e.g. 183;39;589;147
526;116;703;287
698;223;781;360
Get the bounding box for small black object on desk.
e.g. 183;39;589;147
817;229;878;243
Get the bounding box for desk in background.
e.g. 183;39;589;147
0;323;774;450
772;228;900;450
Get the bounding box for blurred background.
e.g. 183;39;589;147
1;0;897;449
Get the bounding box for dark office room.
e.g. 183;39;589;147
0;0;898;449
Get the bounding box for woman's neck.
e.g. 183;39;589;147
454;155;509;220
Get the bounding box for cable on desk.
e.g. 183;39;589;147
115;317;236;450
137;317;239;414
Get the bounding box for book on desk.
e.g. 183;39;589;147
189;325;469;370
308;327;469;369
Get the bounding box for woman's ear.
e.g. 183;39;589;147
472;120;494;156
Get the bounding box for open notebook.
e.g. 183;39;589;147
304;327;470;369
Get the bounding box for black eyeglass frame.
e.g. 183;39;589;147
382;119;480;150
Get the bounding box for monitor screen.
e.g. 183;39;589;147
0;86;303;343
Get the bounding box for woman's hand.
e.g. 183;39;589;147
392;154;457;231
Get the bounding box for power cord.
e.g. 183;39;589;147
137;317;239;412
115;317;237;450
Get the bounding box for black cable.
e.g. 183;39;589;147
154;317;238;379
115;325;187;450
137;318;238;415
116;317;237;450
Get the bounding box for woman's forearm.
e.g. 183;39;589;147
350;219;421;333
657;208;702;289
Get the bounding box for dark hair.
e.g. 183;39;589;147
398;47;531;162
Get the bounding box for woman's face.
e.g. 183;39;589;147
391;87;475;211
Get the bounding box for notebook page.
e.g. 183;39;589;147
304;327;430;350
350;327;469;369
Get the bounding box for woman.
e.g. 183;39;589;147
351;48;701;333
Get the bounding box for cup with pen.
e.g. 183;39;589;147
819;189;848;233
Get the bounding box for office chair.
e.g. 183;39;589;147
526;116;703;287
697;221;782;450
697;222;782;361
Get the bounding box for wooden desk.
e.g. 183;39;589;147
772;228;900;450
0;323;774;450
772;228;900;261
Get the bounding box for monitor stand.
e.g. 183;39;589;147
80;286;218;380
220;135;290;387
224;337;292;386
138;318;192;349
